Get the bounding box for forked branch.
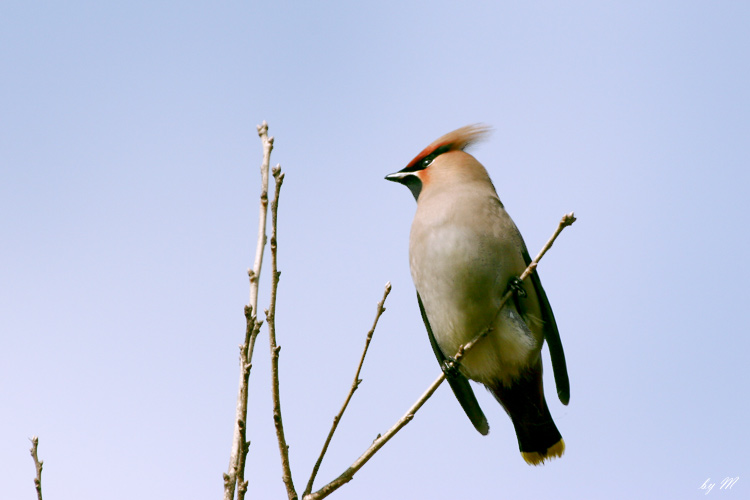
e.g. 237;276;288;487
223;121;276;500
303;282;392;497
304;212;576;500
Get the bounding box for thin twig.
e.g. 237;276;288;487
29;436;43;500
224;121;274;500
249;121;274;311
304;212;576;500
305;372;444;500
303;282;393;497
454;212;577;363
266;165;297;500
235;312;263;500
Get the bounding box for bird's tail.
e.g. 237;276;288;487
488;363;564;465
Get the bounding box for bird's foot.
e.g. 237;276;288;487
442;357;461;378
506;277;527;298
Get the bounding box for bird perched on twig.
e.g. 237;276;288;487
385;125;569;465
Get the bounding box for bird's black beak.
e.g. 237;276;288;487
384;171;421;201
385;171;409;183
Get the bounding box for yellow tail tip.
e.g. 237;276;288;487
521;439;565;466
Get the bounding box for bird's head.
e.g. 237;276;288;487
385;124;492;201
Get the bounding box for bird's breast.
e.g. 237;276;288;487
410;220;507;338
408;196;541;384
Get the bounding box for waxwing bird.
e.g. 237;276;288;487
385;125;569;465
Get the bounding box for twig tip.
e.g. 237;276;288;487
562;211;576;226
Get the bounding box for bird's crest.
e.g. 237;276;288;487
404;124;492;172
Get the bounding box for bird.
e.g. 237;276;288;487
385;124;569;465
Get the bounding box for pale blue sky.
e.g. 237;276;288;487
2;1;748;499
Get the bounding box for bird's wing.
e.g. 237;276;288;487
417;291;490;435
521;248;570;405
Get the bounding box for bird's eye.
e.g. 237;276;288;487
421;154;436;168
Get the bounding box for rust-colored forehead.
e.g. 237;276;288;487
404;124;491;171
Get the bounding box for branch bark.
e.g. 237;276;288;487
304;212;576;500
249;121;274;311
303;282;392;497
266;165;297;499
29;436;43;500
223;121;275;500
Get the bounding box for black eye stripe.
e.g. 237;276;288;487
421;153;437;166
402;144;451;173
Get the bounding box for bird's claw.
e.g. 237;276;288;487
442;357;461;378
507;277;527;298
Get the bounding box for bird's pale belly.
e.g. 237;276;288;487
412;234;543;386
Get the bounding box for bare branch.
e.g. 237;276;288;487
235;311;263;500
29;436;43;500
306;370;443;500
526;212;576;273
224;121;275;500
304;282;392;497
266;165;297;499
304;212;576;500
454;212;577;363
248;120;274;310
